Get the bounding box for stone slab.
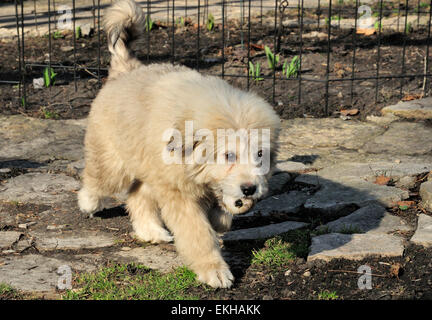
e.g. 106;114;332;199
362;122;432;156
296;174;409;213
308;233;405;262
0;173;80;204
410;214;432;247
278;118;385;150
32;232;116;251
0;115;86;162
114;246;183;273
0;231;22;249
223;221;308;242
420;180;432;211
381;98;432;120
0;254;96;292
316;204;412;234
243;191;309;217
267;172;292;196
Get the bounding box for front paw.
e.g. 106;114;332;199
195;263;234;288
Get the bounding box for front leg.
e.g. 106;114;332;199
208;205;233;233
159;192;233;288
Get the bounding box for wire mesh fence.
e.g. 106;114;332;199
1;0;432;119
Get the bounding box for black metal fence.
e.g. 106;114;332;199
3;0;432;118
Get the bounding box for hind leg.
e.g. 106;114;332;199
127;183;173;244
78;165;109;217
78;146;130;216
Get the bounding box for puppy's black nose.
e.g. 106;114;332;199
241;184;257;196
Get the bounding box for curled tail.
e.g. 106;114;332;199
103;0;145;79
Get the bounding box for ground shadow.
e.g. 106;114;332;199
93;205;128;219
223;165;421;282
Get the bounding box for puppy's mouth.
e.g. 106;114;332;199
219;196;256;215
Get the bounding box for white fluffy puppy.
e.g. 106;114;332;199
78;0;280;288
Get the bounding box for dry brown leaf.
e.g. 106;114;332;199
401;93;422;101
249;43;264;51
340;108;359;116
356;28;376;36
336;69;346;78
374;175;391;185
333;62;343;71
397;201;415;207
389;263;403;279
217;46;233;57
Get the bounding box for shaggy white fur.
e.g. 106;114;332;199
79;0;280;288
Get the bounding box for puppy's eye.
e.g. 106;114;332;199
257;150;263;158
225;152;236;163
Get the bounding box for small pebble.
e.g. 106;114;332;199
284;269;292;276
303;270;311;277
18;222;36;229
46;225;61;230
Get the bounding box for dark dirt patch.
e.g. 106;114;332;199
1;165;430;300
187;244;432;300
1;14;431;120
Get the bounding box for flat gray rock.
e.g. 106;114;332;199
410;214;432;247
114;246;183;273
276;161;308;172
308;233;405;262
66;159;86;177
32;231;116;251
381;98;432;119
313;162;432;182
366;113;400;126
243;191;309;217
223;221;308;242
267;172;292;196
420;180;432;211
316;204;412;234
0;210;15;227
0;231;22;249
362;122;432;155
0;115;86;162
296;174;409;214
0;173;80;204
278;118;385;150
0;254;96;292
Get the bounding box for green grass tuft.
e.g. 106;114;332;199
251;230;310;267
0;283;22;300
318;290;339;300
62;264;203;300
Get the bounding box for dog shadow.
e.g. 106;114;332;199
78;154;416;286
92;205;128;219
223;159;418;284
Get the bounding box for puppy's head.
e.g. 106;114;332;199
161;76;280;215
189;88;280;215
203;128;277;214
